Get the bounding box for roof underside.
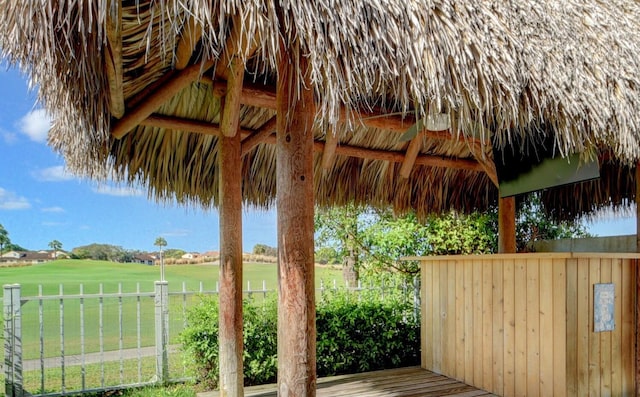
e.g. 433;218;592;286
1;1;640;219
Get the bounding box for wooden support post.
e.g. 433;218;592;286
636;162;640;252
218;131;244;397
635;161;640;396
498;196;516;253
276;47;316;396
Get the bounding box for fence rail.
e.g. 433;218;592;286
4;278;419;397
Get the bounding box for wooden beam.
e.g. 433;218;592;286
105;0;124;118
399;135;423;178
637;161;640;252
140;114;252;138
218;131;244;397
205;79;481;144
276;44;316;396
260;134;483;172
219;16;249;138
219;57;245;137
111;60;214;139
470;143;499;187
321;128;339;170
142;113;483;173
175;15;202;70
241;116;277;156
635;161;640;394
498;196;516;253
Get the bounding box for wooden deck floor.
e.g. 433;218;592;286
198;366;497;397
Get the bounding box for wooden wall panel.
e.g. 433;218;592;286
491;260;504;396
552;258;567;396
418;254;637;397
539;258;553;396
502;260;515;396
621;259;635;393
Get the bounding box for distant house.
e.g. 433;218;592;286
181;252;200;259
0;250;55;265
201;251;219;259
130;254;155;265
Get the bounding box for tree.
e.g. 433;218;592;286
314;195;590;279
252;244;277;257
154;236;168;281
315;204;363;284
0;223;10;254
516;193;591;251
48;239;63;259
71;243;129;261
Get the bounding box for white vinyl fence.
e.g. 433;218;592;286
4;278;419;397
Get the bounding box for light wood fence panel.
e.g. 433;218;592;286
415;253;638;397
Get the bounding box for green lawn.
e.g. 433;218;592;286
1;259;341;295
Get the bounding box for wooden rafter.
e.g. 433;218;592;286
205;78;482;144
140;114;251;138
111;60;214;139
241;116;277;156
470;143;499;186
399;135;423;178
139;113;483;172
321;128;339;169
105;0;124;118
175;15;202;70
259;135;483;172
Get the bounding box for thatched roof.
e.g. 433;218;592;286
2;1;640;218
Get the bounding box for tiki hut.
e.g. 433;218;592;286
2;1;640;396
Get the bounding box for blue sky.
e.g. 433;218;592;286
0;66;636;253
0;67;277;253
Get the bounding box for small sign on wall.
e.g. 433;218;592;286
594;283;615;332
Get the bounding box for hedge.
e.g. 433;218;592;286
180;290;419;390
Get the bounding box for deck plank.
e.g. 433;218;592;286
198;367;496;397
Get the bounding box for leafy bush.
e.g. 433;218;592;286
316;289;419;376
181;288;419;389
180;296;278;390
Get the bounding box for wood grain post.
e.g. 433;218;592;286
276;46;317;396
498;196;516;253
626;159;639;396
218;132;244;397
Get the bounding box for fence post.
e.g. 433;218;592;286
154;281;169;384
4;284;23;397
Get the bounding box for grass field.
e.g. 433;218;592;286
2;259;342;392
1;258;342;295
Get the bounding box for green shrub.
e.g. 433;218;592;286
180;289;419;389
315;289;419;376
179;296;278;390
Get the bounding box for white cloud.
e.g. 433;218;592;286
33;165;75;182
42;206;65;213
0;187;31;210
42;221;67;227
92;184;144;197
2;130;17;144
18;109;52;143
161;229;191;237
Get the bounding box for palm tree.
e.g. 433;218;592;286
154;236;168;281
0;223;9;254
48;239;63;259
